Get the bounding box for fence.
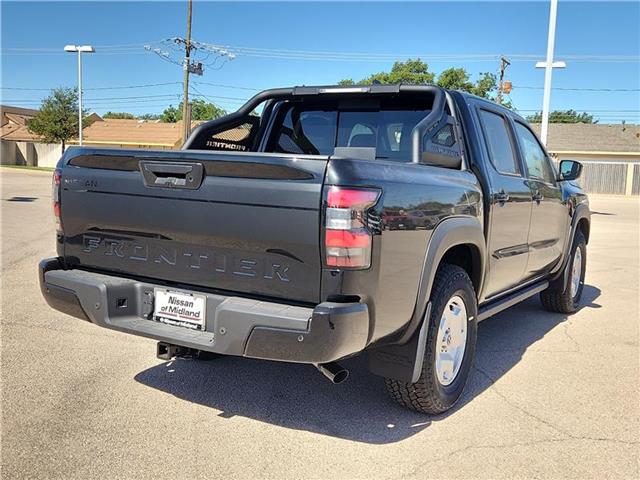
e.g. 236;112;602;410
575;161;640;196
1;140;61;168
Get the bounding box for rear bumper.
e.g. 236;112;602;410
39;258;369;364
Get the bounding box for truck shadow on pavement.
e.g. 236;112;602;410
135;285;600;444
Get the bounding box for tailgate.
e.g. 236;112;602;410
59;149;327;304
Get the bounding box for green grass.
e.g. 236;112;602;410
0;165;55;172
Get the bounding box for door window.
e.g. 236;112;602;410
478;110;519;175
514;122;556;183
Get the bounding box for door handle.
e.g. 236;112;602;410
494;191;510;205
533;191;544;203
139;161;204;189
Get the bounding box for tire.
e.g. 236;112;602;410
385;264;478;415
540;230;586;314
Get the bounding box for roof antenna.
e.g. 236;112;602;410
372;79;382;85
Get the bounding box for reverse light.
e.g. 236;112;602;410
52;169;62;232
324;186;380;269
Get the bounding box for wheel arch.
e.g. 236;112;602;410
439;243;483;296
548;201;590;290
367;216;486;383
577;216;590;244
400;216;485;344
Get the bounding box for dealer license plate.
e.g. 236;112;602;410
153;288;206;330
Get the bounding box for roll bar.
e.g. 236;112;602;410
409;87;446;163
182;84;448;156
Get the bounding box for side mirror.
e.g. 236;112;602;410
558;160;583;181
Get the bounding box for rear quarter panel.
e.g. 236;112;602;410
322;158;483;345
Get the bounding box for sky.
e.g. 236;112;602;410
1;1;639;123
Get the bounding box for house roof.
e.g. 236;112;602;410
0;123;42;142
0;105;39;119
0;113;202;147
77;118;202;147
0;105;41;140
530;123;640;154
2;101;638;154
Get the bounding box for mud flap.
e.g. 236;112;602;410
367;303;431;383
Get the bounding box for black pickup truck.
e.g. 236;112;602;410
40;85;590;414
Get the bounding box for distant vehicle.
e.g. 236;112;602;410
383;209;412;230
40;85;590;414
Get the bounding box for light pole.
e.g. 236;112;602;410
182;0;193;144
535;0;565;146
64;45;95;146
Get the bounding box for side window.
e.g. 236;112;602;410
386;123;403;151
478;110;519;175
514;122;555;183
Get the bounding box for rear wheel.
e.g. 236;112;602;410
385;264;478;414
540;231;586;314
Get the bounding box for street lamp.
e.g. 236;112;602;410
64;45;95;146
535;0;566;146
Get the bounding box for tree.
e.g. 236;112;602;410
160;105;181;123
340;59;436;86
27;87;87;152
103;111;135;119
526;110;597;124
338;59;500;102
137;113;161;121
436;67;474;92
160;99;226;123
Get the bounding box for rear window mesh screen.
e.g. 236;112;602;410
204;121;258;151
432;124;455;147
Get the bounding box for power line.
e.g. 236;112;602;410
193;81;260;91
1;81;256;92
513;85;640;92
2;42;152;51
1;82;181;91
3;42;639;63
198;44;640;63
3;93;181;102
4;81;637;94
1;51;149;57
517;109;640;112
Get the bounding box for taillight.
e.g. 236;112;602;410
52;169;62;232
324;186;380;269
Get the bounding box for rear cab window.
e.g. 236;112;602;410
265;97;434;162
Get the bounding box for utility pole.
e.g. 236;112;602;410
496;56;511;106
64;45;95;146
181;0;193;144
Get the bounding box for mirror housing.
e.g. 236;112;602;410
558;160;583;181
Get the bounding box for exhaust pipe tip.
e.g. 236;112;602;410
315;362;349;384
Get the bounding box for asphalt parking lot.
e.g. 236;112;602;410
1;167;638;480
